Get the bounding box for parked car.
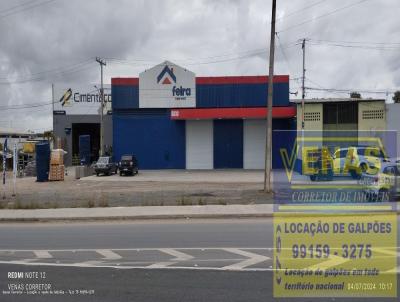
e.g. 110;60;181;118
306;145;388;181
94;156;118;176
362;162;400;201
119;154;138;176
336;146;387;179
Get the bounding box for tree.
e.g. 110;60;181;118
393;91;400;103
350;91;361;99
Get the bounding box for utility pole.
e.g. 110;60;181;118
301;39;306;130
52;83;55;143
96;57;106;157
264;0;276;193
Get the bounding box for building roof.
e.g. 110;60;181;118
0;128;31;136
111;75;290;86
290;98;385;104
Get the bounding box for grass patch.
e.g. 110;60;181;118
177;197;192;206
217;199;228;205
198;198;207;206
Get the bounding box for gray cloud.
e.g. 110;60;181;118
0;0;399;131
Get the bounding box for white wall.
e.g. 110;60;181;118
243;120;266;169
185;120;213;169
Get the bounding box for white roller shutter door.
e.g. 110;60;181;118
243;120;266;169
186;120;213;169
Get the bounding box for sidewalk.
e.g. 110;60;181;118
0;203;398;222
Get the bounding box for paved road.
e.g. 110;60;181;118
0;219;399;301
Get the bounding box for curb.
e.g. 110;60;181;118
0;213;275;223
1;211;399;223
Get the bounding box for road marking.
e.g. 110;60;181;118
0;247;272;252
222;248;270;270
373;247;400;257
0;260;271;271
305;255;349;271
33;250;52;259
148;249;195;268
96;249;122;260
159;248;194;261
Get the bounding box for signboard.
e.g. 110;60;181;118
272;130;398;298
53;84;111;115
139;61;196;108
274;212;397;298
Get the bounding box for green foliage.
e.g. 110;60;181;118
350;91;361;99
393;91;400;103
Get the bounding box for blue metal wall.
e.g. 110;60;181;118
113;109;185;169
112;115;295;169
111;82;289;110
112;85;139;110
196;82;289;108
272;119;297;169
111;76;293;170
213;120;244;169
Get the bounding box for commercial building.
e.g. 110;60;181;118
292;98;386;133
53;84;113;166
112;61;295;169
0;128;44;147
291;98;394;172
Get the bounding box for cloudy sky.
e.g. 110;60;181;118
0;0;399;132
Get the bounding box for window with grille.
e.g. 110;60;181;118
304;112;321;122
362;109;384;120
323;102;358;124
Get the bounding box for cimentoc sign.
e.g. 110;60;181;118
53;84;111;115
139;61;196;108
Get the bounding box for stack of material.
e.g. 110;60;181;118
25;160;37;177
49;149;65;181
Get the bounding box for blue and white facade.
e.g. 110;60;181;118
112;61;296;169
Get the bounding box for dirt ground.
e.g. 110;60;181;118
0;169;273;209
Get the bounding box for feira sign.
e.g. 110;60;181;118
53;84;112;115
272;130;398;298
139;61;196;108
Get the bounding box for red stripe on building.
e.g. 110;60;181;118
195;75;289;85
171;107;296;120
111;76;289;86
112;78;139;86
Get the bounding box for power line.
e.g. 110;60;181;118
308;38;400;46
0;60;94;84
0;59;93;79
276;0;329;22
305;86;397;94
307;39;400;51
0;100;55;111
276;32;293;73
0;0;59;19
278;0;371;33
107;44;299;68
0;0;40;15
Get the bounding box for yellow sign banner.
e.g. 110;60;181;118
274;212;397;297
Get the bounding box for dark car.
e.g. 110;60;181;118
94;156;118;176
119;154;138;176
